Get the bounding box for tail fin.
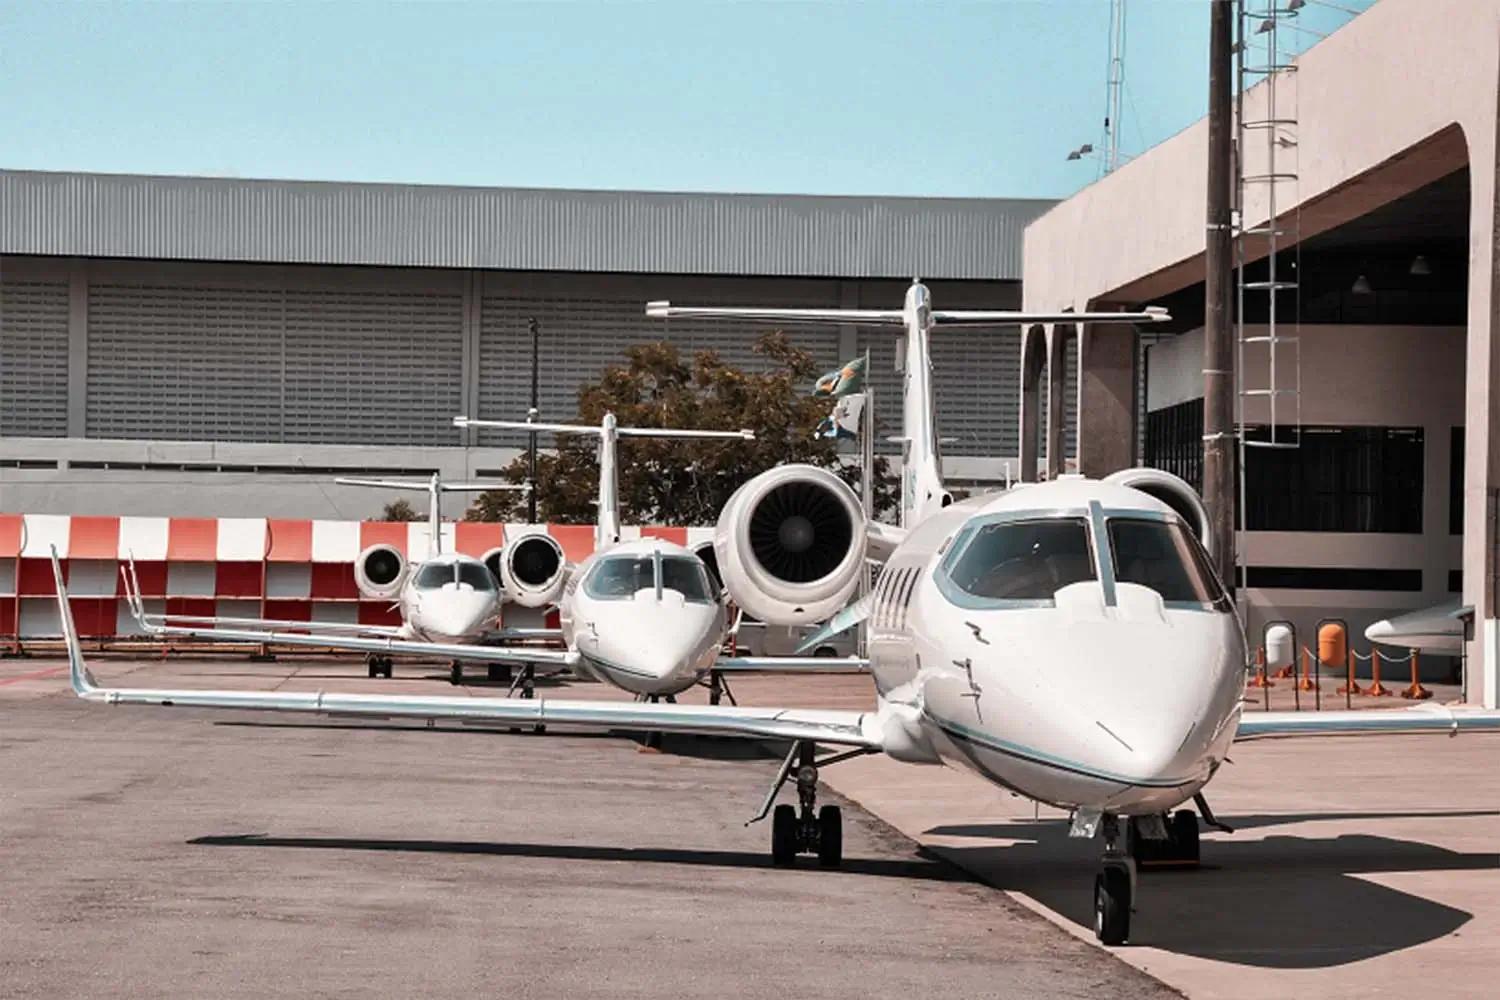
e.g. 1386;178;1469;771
50;547;101;697
336;474;528;557
648;281;1171;527
454;415;753;549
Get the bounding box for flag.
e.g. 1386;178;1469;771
815;393;865;440
812;355;867;398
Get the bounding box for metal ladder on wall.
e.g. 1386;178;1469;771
1234;1;1304;592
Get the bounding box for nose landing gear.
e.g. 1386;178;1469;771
1094;813;1135;946
365;654;393;679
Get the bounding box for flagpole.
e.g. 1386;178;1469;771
858;350;873;659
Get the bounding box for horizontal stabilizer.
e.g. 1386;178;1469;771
334;477;529;493
454;417;753;441
646;302;905;326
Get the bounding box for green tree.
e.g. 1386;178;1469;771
380;498;423;522
465;332;896;525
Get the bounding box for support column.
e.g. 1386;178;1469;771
66;258;88;438
1019;325;1045;482
1045;324;1069;479
1076;322;1138;477
1463;134;1500;708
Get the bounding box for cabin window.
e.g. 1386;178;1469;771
1108;518;1224;605
945;518;1095;601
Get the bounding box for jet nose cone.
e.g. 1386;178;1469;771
419;592;494;642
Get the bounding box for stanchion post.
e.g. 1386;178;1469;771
1401;650;1432;700
1367;648;1391;696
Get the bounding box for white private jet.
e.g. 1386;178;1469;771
450;413;867;700
56;282;1500;948
123;473;575;685
1365;597;1467;655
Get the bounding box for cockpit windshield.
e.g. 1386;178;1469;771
583;554;715;603
1108;518;1224;605
413;560;497;592
945;518;1096;602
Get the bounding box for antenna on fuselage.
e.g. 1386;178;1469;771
452;414;754;551
336;472;531;558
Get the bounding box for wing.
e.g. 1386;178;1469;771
1235;707;1500;740
714;656;869;673
54;550;878;748
792;595;874;655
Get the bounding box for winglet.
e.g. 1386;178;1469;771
50;546;101;698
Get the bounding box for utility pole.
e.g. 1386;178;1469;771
527;317;540;524
1204;0;1236;586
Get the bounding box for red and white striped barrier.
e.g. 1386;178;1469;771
0;514;712;644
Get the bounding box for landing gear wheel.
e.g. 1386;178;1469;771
816;805;843;868
366;654;379;679
1094;866;1131;945
1171;809;1200;865
449;661;463;686
771;804;798;866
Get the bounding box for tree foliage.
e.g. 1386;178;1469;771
465;332;896;525
380;498;423;522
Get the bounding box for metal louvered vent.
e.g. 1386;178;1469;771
748;481;854;584
0;279;69;436
476;291;839;447
87;283;283;441
282;288;463;446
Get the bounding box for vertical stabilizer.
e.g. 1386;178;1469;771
899;282;950;527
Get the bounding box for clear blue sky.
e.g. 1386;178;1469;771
0;1;1369;200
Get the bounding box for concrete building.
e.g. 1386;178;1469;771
0;170;1053;519
1018;0;1498;706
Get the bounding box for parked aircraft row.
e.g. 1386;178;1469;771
58;280;1500;947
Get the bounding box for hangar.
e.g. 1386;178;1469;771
1019;0;1498;707
0;170;1050;519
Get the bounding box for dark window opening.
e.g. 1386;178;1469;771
1245;425;1423;533
1144;398;1203;493
1243;566;1422;591
1450;426;1464;535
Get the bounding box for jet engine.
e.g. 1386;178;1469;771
480;546;507;590
501;533;567;607
1102;468;1213;557
691;540;723;593
714;464;866;626
354;543;407;600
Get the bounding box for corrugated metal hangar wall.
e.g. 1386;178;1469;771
1;255;1048;458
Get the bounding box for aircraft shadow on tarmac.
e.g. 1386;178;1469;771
923;814;1499;968
187;833;966;884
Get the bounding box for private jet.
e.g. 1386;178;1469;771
123;473;574;685
57;282;1500;948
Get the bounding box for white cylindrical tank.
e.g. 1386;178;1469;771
1264;622;1294;671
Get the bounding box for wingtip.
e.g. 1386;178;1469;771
645;301;671;317
49;546;101;697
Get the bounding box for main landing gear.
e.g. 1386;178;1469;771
754;742;854;868
365;653;394;679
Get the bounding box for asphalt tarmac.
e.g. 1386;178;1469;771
0;662;1176;1000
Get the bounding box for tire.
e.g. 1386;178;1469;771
817;804;843;868
1172;809;1200;865
1094;867;1131;945
771;804;798;866
367;657;379;679
813;646;837;658
449;663;463;686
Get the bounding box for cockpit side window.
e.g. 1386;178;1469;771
945;518;1096;602
584;557;653;600
456;561;497;591
1108;518;1225;605
413;562;455;590
661;557;713;603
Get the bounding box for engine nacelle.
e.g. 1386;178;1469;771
714;464;866;626
691;540;723;594
354;543;407;600
1102;468;1213;558
501;533;567;607
480;546;507;590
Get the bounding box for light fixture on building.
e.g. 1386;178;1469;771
1066;143;1094;162
1351;274;1374;295
1257;18;1276;34
1409;254;1432;276
1288;0;1306;11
